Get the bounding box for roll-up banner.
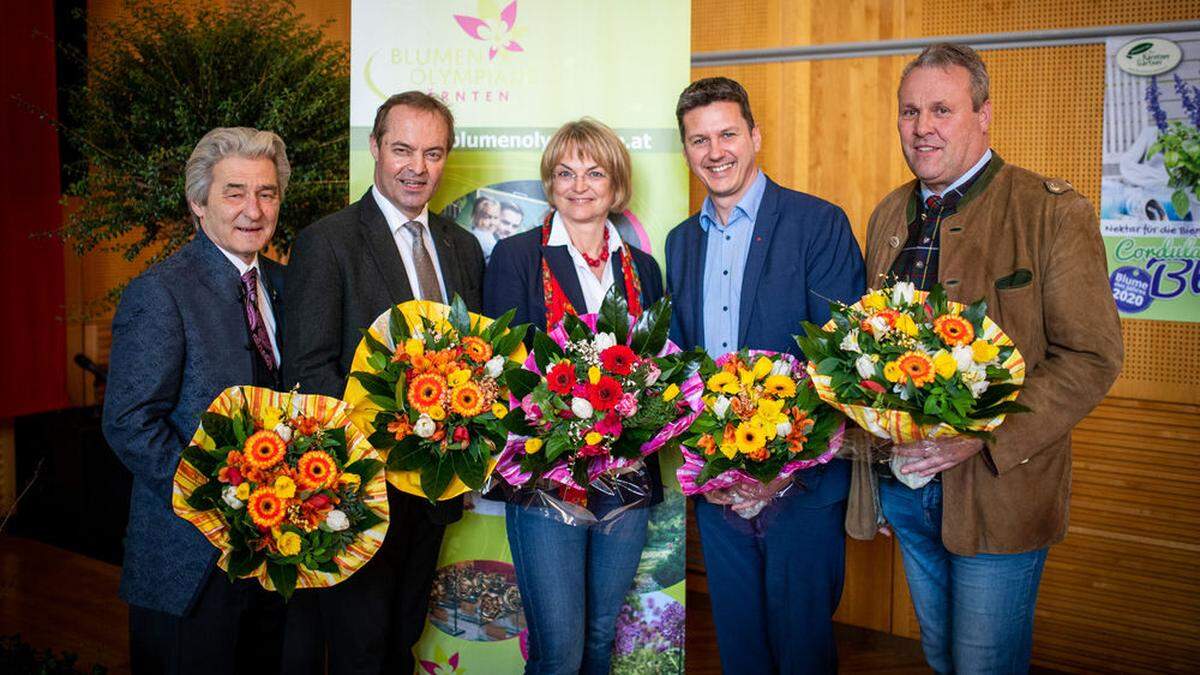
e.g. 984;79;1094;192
350;2;690;672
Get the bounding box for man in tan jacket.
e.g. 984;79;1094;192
864;43;1123;673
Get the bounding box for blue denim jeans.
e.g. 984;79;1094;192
879;478;1049;675
505;494;649;675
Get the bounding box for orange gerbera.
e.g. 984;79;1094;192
296;451;337;490
293;415;321;436
247;487;287;528
243;430;287;469
407;372;447;411
897;351;936;387
449;381;488;417
461;336;493;364
933;314;975;346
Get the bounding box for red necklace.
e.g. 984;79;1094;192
541;212;642;328
579;226;611;267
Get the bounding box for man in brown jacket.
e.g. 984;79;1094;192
864;43;1123;673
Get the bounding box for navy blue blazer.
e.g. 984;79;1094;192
483;223;666;505
102;229;284;616
665;177;865;503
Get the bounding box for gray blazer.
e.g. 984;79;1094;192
102;229;284;616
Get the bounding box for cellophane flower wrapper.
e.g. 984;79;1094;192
342;296;528;503
676;350;844;507
797;283;1028;445
491;293;700;526
173;386;389;599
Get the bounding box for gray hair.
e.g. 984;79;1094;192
900;43;990;111
185;127;291;213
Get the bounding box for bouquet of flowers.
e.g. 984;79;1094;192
173;386;388;599
343;295;529;502
795;281;1028;444
496;290;699;493
676;350;844;500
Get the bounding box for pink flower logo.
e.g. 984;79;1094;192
419;649;462;675
454;1;524;60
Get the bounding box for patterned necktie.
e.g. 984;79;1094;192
925;194;943;213
240;268;278;373
403;220;445;303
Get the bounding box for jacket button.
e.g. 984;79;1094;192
889;235;900;248
1020;458;1030;464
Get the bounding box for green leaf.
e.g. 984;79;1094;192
344;458;384;481
532;331;564;374
501;411;536;436
386;436;428;471
266;562;298;601
366;394;400;412
597;285;630;344
323;427;348;464
561;312;591;341
1172;189;1192;219
505;368;541;400
544;433;572;462
420;456;454;503
571;459;591;488
350;371;395;399
181;444;218;474
201;412;238;449
359;329;394;358
389;305;411;346
448;294;471;335
1126;41;1154;56
450;448;488;489
484;308;515;341
185;479;222;511
629;297;672;356
493;323;530;358
366;351;389;372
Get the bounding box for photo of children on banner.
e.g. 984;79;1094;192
493;288;701;527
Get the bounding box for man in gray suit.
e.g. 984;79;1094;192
281;91;484;675
102;127;290;674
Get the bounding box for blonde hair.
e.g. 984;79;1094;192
540;118;632;214
185;127;291;213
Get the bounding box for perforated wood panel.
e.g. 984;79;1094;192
922;0;1200;37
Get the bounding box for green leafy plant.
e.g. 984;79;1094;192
59;0;348;307
1146;121;1200;218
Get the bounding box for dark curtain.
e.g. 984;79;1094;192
0;0;69;417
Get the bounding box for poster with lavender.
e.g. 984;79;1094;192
1101;32;1200;322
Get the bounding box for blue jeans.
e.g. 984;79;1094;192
879;479;1049;675
505;495;649;675
693;459;849;675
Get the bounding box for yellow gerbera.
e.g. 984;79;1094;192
762;375;796;398
735;421;768;454
883;361;903;383
706;371;739;394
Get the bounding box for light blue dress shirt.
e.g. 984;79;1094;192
701;170;767;356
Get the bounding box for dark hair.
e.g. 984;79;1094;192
471;195;498;219
900;43;990;111
370;91;455;150
675;77;756;141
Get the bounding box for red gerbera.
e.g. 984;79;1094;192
587;376;623;411
599;345;637;375
546;361;576;396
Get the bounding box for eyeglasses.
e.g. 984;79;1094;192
553;168;609;185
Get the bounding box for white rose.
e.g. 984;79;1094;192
274;423;293;443
891;281;916;305
414;414;436;438
711;395;731;419
839;329;862;354
776;419;793;437
970;380;990;398
867;315;891;338
593;332;617;352
855;354;877;379
324;509;350;532
221;485;244;510
951;345;974;372
571;397;594;419
484;355;505;378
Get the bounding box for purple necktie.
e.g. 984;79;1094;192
240;268;278;374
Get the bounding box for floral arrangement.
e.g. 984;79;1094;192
174;386;388;599
496;290;699;490
1145;72;1200;219
676;350;843;493
343;296;529;503
795;281;1028;443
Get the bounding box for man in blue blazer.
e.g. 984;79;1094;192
665;78;865;674
103;128;290;674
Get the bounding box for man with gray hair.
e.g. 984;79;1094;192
862;43;1122;672
103;127;290;674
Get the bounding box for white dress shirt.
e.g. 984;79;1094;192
217;247;281;366
547;212;624;314
372;187;449;302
